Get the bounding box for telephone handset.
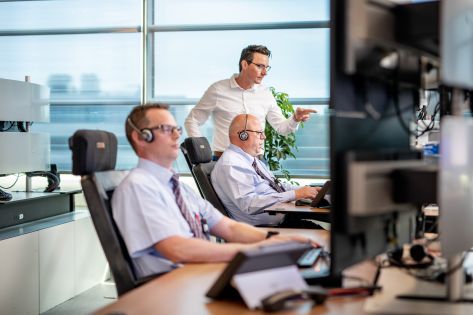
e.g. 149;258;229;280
261;287;328;312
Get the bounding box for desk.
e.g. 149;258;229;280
265;201;330;222
94;229;369;315
95;263;369;315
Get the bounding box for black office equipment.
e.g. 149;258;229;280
308;0;439;288
297;248;323;268
69;129;164;296
180;137;230;217
206;242;312;300
261;286;327;312
69;129;117;176
295;180;331;208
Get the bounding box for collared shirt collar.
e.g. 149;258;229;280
227;144;256;164
229;73;259;92
137;158;175;186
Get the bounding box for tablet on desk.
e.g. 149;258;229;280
296;180;331;208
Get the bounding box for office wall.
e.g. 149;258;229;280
0;215;107;315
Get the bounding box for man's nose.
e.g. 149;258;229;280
172;129;181;139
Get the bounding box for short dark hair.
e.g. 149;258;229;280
125;103;169;152
239;45;271;72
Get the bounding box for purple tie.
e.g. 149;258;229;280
252;158;286;193
170;173;207;240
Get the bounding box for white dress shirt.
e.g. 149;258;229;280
112;158;223;277
211;144;297;226
185;74;299;152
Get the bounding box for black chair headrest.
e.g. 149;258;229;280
183;137;212;164
69;129;117;175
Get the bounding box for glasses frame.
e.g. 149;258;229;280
245;129;265;139
248;61;271;72
147;124;183;135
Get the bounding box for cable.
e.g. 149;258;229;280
342;275;371;287
0;121;15;132
17;121;29;132
416;100;440;137
391;81;415;136
417;105;427;120
26;171;60;192
342;77;417;147
0;173;20;190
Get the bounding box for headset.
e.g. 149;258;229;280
388;244;434;269
127;117;154;143
26;171;61;193
238;114;249;141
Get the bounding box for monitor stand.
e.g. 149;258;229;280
364;253;473;315
396;254;473;303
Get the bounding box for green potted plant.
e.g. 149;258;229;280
264;87;301;184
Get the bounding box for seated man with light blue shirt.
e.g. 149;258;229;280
111;104;313;278
211;114;320;227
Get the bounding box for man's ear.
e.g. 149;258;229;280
131;130;145;148
241;59;249;71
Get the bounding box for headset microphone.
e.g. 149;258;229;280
127;117;154;143
238;114;249;141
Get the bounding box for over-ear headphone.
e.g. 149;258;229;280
388;244;434;268
238;114;249;141
127;117;154;143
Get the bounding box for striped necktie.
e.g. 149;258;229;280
252;158;286;193
170;173;208;240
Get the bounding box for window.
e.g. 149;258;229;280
0;0;330;177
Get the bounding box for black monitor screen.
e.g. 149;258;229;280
328;0;428;276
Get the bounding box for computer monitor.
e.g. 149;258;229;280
328;0;438;281
438;0;473;302
441;0;473;90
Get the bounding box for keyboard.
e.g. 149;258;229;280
297;248;323;268
295;198;312;206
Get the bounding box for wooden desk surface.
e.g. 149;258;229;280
95;263;368;315
265;202;331;223
94;229;370;315
265;201;330;214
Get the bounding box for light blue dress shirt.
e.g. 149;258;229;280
112;158;223;277
211;144;297;226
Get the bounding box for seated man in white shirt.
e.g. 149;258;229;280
211;114;320;227
111;103;314;278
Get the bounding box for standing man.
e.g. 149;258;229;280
211;114;320;227
184;44;316;159
112;104;313;278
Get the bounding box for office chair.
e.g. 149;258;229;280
180;137;230;217
180;141;204;198
69;130;163;296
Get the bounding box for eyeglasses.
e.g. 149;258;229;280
248;61;271;72
148;124;183;135
246;129;265;139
